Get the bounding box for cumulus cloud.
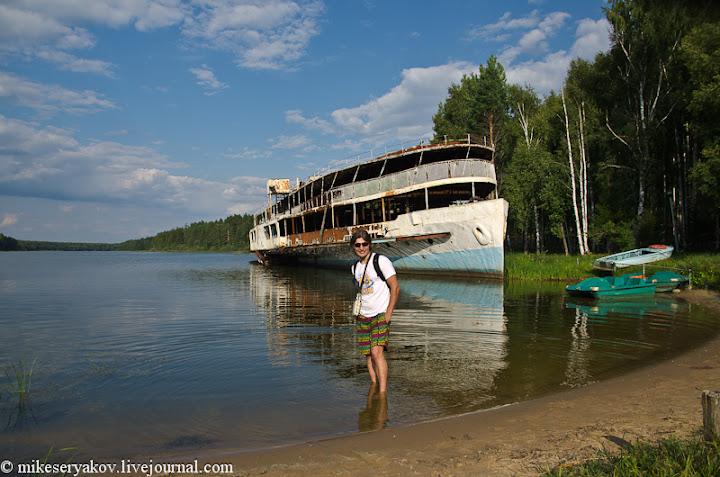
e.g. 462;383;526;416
571;18;612;60
0;114;267;217
270;134;312;149
289;62;475;145
189;64;228;94
181;0;326;70
505;18;611;95
0;72;117;115
285;110;334;134
0;0;325;74
0;213;20;227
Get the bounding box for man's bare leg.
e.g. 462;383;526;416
370;345;388;393
366;355;377;384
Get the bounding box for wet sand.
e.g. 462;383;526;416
198;289;720;476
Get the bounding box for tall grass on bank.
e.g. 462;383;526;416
505;252;720;289
544;436;720;476
505;253;596;281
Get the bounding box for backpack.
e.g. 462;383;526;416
352;253;387;283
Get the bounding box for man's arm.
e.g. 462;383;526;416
385;275;399;323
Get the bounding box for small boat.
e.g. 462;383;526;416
592;245;674;271
565;274;655;298
565;271;690;298
647;270;690;292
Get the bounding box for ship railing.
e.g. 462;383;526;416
311;134;487;179
253;134;488;216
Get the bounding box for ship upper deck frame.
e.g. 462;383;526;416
250;135;500;253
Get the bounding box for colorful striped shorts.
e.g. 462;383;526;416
356;313;388;355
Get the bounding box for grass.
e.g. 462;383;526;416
543;436;720;476
2;351;39;431
504;252;720;289
32;446;78;477
4;350;36;402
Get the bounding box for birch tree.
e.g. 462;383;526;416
561;86;589;255
603;0;685;236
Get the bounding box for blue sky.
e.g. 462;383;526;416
0;0;611;243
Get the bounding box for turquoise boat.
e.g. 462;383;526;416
565;274;654;298
565;271;689;298
647;270;690;292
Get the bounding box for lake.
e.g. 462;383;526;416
0;251;717;461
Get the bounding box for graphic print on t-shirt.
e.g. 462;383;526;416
361;274;374;295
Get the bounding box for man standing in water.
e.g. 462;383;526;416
351;230;400;394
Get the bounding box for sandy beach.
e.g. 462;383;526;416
198;289;720;477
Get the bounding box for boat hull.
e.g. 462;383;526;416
565;283;656;298
565;275;656;298
592;245;674;271
255;198;508;278
565;271;689;298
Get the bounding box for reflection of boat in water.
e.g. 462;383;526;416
248;263;508;410
564;294;685;317
249;137;508;278
592;244;674;271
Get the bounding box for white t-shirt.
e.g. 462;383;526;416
352;253;397;317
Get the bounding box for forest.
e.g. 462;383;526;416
433;0;719;254
115;214;256;252
0;214;255;252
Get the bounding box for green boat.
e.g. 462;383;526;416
565;274;654;298
565;271;689;299
647;270;690;292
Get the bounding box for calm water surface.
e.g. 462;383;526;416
0;252;717;460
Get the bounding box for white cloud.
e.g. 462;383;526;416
0;0;324;73
0;72;117;115
181;0;326;70
289;62;474;145
506;18;611;95
35;49;115;76
188;64;228;94
471;10;542;40
472;9;611;96
571;18;611;60
270;135;312;149
285;109;334;134
0;114;266;217
0;213;20;228
497;11;570;64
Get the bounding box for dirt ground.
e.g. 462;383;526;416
195;289;720;477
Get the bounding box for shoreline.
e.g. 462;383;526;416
191;289;720;476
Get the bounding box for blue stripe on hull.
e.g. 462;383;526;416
393;246;504;275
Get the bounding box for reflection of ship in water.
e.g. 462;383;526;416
246;263;710;430
248;263;508;416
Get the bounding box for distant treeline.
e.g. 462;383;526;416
0;214;256;252
117;214;255;252
1;233;115;251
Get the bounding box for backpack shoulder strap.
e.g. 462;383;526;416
373;253;386;282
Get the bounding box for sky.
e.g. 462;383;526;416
0;0;612;243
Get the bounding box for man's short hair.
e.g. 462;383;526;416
350;229;372;249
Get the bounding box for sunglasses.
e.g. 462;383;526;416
353;242;370;248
